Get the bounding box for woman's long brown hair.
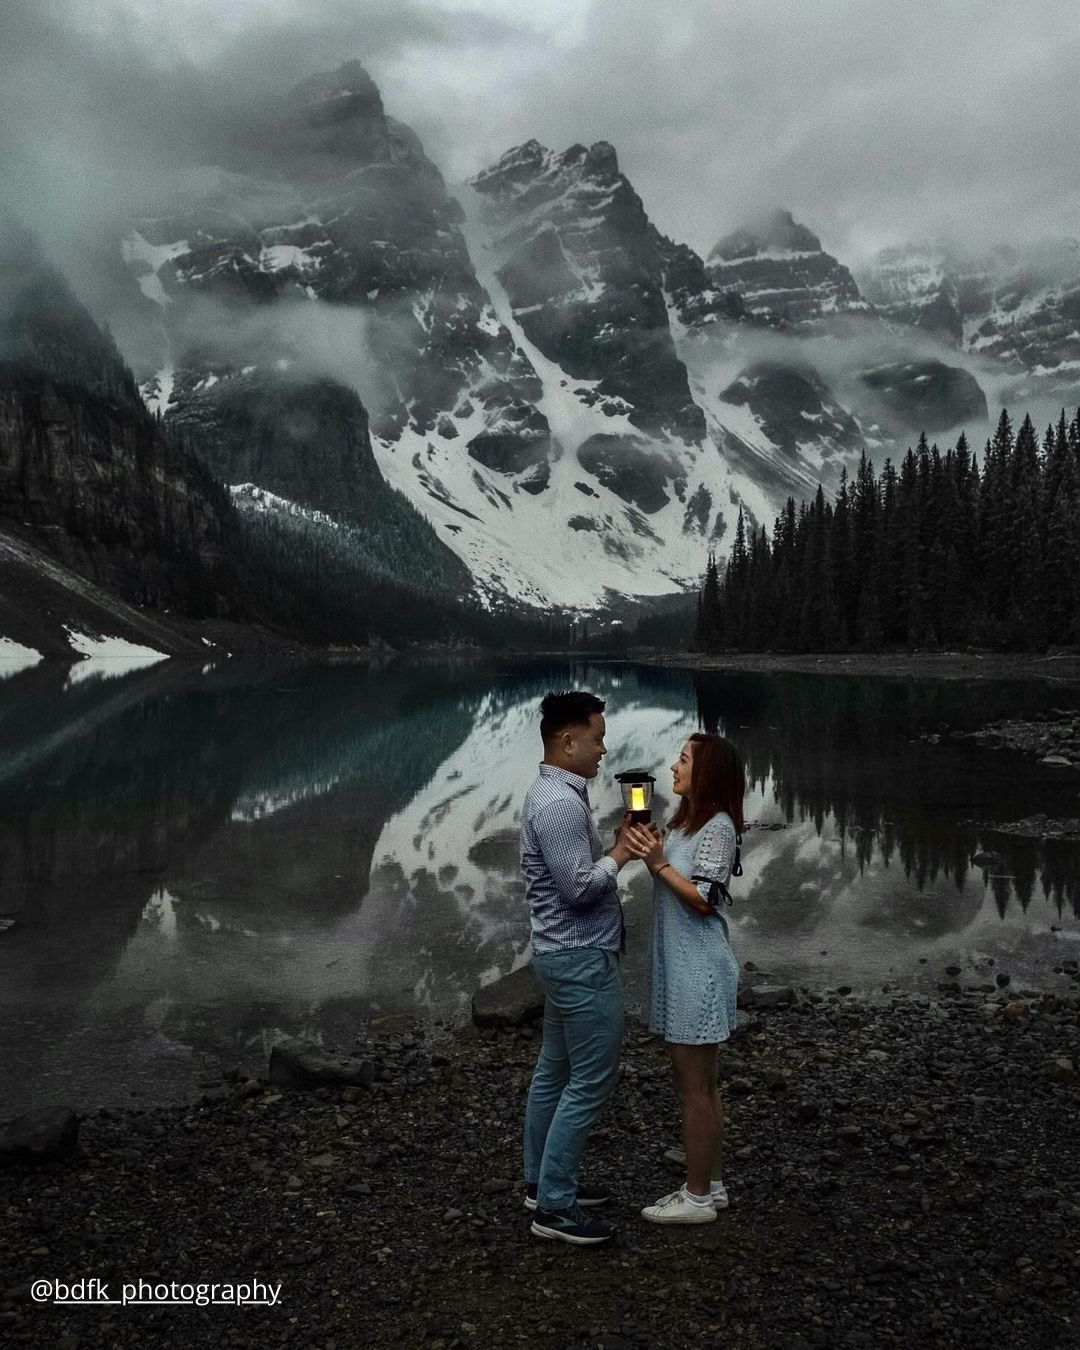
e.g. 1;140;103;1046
669;733;745;835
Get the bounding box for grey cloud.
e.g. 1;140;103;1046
387;0;1080;262
3;0;1079;320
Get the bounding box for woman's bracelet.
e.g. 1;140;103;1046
653;863;672;878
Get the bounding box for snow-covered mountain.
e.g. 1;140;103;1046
112;65;867;611
105;60;1073;615
856;239;1080;406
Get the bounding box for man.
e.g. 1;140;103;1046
520;689;636;1245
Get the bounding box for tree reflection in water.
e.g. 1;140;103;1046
693;669;1080;921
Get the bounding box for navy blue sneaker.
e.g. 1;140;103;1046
530;1203;615;1245
524;1182;612;1212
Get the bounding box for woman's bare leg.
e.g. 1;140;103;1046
667;1042;720;1196
709;1079;726;1180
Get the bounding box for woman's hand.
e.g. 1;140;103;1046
626;822;665;872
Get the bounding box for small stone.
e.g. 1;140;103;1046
479;1177;512;1195
442;1208;463;1222
1052;1057;1075;1080
1002;1001;1030;1022
836;1125;864;1146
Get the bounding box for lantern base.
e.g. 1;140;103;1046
628;809;652;826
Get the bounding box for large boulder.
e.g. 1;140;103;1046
268;1036;376;1092
0;1106;79;1165
472;963;545;1028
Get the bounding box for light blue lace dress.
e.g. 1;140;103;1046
643;811;740;1044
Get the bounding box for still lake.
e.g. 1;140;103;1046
2;656;1079;1115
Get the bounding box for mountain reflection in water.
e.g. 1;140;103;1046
1;656;1078;1113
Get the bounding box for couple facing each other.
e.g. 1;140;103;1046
520;689;744;1246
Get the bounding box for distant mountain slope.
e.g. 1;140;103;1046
856;239;1080;406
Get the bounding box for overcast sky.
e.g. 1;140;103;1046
5;0;1080;264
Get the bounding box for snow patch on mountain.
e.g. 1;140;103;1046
0;637;42;677
230;483;344;530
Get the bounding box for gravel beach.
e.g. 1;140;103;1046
3;977;1080;1350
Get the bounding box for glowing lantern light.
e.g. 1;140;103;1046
614;769;657;825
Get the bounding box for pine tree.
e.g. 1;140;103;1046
696;403;1080;657
1043;430;1080;644
696;551;722;650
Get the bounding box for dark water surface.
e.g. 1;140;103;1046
2;656;1079;1114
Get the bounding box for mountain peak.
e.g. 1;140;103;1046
710;208;822;262
285;61;384;128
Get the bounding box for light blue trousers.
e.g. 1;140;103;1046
523;946;624;1211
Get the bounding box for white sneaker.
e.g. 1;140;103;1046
641;1185;717;1225
711;1181;729;1209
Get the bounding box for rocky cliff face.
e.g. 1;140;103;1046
0;231;234;616
167;374;386;524
470;139;705;443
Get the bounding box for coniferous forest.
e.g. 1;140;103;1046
694;408;1080;653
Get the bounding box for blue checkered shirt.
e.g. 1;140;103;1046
520;763;623;954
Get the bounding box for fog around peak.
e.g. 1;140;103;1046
3;0;1079;298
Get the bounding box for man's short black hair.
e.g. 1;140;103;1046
539;690;605;741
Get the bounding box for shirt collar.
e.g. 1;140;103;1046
539;762;591;798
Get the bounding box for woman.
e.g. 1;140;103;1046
625;732;744;1225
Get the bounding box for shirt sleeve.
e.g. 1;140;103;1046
690;813;737;904
534;798;618;907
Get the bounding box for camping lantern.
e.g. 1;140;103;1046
614;769;656;825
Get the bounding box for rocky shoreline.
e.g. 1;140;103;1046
642;650;1080;684
3;971;1080;1350
949;707;1080;769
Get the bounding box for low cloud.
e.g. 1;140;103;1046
3;0;1079;319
